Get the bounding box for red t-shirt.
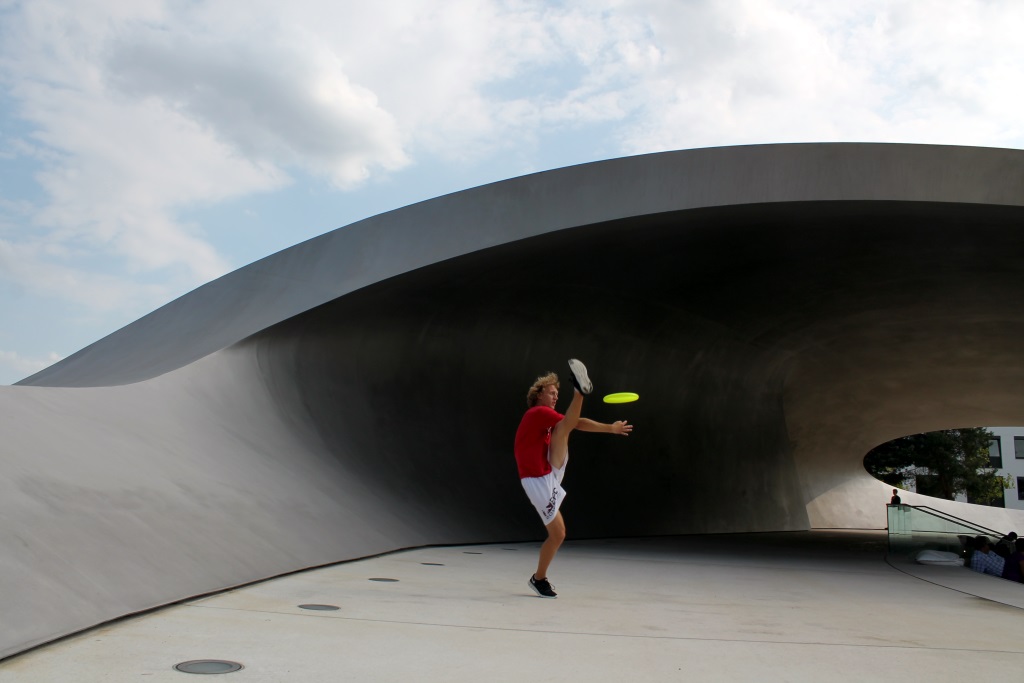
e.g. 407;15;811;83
514;406;564;478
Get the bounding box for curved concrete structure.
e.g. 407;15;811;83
4;143;1024;659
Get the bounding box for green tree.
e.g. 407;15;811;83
863;428;1013;504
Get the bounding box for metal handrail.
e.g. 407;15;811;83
904;504;1005;538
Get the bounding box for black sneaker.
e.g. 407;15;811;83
567;359;592;395
529;574;557;598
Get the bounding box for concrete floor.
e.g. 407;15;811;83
2;530;1022;682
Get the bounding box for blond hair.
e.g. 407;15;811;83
526;372;559;407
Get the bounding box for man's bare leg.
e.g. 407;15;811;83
536;511;566;580
548;389;583;470
540;389;579;577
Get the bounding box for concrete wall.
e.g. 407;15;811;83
5;143;1024;659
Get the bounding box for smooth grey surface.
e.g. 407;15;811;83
4;533;1024;682
4;143;1024;661
19;143;1024;388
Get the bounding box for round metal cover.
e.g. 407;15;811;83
463;551;482;555
421;562;444;566
298;604;339;611
174;659;244;674
369;577;399;582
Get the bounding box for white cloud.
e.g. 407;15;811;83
612;0;1024;152
103;27;408;188
2;0;1024;343
0;238;169;312
0;0;413;310
0;348;63;382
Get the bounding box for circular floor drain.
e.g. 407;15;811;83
298;604;339;611
369;577;399;582
463;551;482;555
421;562;444;566
174;660;244;674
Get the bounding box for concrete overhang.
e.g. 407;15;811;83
4;142;1024;659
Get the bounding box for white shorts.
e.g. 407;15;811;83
520;453;568;526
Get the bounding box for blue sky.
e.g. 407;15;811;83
1;0;1023;384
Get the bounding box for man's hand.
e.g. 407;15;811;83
612;420;633;436
575;417;635;435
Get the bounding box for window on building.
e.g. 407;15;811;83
1019;477;1024;501
1016;437;1024;459
989;438;1003;468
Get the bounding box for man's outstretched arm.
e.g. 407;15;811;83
575;418;633;435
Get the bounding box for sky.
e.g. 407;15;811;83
1;0;1023;385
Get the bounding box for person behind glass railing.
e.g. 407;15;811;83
969;536;1006;577
1001;538;1024;583
995;531;1018;559
889;488;901;505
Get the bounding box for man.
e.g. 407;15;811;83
514;359;633;598
995;531;1018;559
969;536;1006;577
889;489;901;505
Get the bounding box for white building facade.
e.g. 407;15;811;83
899;427;1024;510
985;426;1024;510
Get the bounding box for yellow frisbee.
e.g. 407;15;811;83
603;392;639;404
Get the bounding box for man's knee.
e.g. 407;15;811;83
551;419;575;442
547;517;566;543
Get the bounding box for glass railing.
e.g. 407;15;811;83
886;504;1005;561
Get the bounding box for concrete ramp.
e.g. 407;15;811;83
5;143;1024;659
